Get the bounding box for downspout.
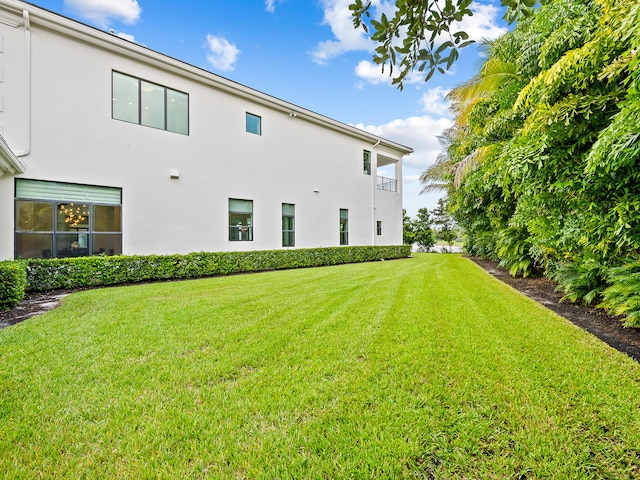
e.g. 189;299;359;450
372;140;380;245
15;9;31;157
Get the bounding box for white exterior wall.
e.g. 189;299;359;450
0;1;411;259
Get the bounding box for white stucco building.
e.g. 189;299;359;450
0;0;412;260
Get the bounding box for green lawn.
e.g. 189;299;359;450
1;254;639;478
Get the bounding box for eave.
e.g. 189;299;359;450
7;0;413;157
0;136;25;177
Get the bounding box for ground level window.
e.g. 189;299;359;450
282;203;295;247
377;220;382;236
340;208;349;245
229;198;253;241
15;179;122;259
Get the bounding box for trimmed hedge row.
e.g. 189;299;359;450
22;245;411;292
0;261;26;310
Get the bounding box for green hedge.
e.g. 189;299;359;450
0;261;26;310
23;246;411;292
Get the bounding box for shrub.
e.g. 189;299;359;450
551;255;608;305
599;259;640;328
24;246;411;292
0;261;26;310
496;227;535;278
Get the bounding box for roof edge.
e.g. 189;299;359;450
7;0;412;155
0;135;26;176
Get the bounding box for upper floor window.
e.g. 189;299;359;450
229;199;253;241
246;113;262;135
282;203;295;247
363;150;371;175
112;71;189;135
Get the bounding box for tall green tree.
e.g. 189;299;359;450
414;208;435;251
432;198;457;251
402;209;416;245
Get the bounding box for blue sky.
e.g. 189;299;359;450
30;0;509;217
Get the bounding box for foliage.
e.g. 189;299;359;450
0;261;26;310
551;254;609;304
599;260;640;327
2;254;640;477
349;0;540;88
23;246;410;292
413;208;435;251
496;227;535;277
419;0;640;324
431;198;457;251
403;209;416;245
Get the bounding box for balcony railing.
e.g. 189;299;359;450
377;176;398;192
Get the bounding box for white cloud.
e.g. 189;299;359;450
354;61;390;85
265;0;284;13
206;34;241;72
456;3;508;42
115;32;136;43
420;87;451;116
64;0;141;28
310;0;372;65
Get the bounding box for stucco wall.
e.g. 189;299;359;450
0;2;407;259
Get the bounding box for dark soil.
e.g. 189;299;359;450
2;258;640;363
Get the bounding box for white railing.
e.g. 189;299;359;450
377;176;397;192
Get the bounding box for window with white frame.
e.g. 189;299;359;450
377;221;383;236
112;71;189;135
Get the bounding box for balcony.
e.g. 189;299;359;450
376;176;397;192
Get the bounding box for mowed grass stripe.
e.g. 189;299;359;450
0;254;639;478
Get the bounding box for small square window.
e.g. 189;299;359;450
246;113;262;135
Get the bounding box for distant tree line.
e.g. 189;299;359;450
403;199;458;252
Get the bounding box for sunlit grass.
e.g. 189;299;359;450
1;254;639;478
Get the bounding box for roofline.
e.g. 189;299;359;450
8;0;413;156
0;135;26;176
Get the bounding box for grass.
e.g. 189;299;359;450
1;253;639;478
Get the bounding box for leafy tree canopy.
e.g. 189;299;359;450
350;0;541;88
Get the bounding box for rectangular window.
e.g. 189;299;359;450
229;199;253;241
377;220;383;236
282;203;295;247
141;80;165;130
112;71;189;135
363;150;371;175
246;112;262;135
340;209;349;246
15;180;122;259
